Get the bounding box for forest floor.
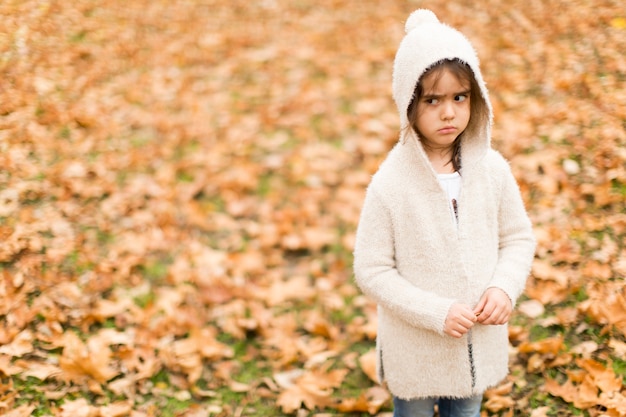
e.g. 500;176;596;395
1;0;625;416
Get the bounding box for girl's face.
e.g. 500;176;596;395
414;68;471;152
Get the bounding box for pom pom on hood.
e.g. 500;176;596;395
404;9;439;33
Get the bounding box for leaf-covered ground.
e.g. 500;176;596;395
1;0;625;416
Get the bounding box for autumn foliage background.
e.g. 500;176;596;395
1;0;625;416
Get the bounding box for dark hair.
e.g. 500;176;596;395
406;59;486;172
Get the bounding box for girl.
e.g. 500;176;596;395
353;9;536;417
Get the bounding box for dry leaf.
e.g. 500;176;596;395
484;395;515;412
2;405;37;417
19;362;63;380
335;386;390;413
358;349;378;383
530;407;551;417
518;336;564;355
59;331;118;385
59;398;97;417
577;358;623;393
0;330;34;357
517;299;545;318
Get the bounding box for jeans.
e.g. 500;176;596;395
393;394;482;417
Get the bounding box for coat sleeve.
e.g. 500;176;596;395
487;157;536;304
353;185;456;335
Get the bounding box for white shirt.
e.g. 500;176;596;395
437;171;462;225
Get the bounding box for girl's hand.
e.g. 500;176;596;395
444;303;477;338
473;287;512;325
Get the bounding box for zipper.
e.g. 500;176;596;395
452;193;474;388
468;329;476;389
452;198;459;224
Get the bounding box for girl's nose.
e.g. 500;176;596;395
441;102;455;120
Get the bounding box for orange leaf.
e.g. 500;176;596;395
98;402;133;417
358;349;378;383
335;386;390;414
609;338;626;360
573;376;599;409
545;378;577;403
0;330;34;357
525;279;568;304
598;390;626;415
576;358;623;393
276;383;333;413
484;395;515;412
275;367;348;412
59;331;118;385
19;361;62;381
59;398;97;417
3;405;36;417
532;260;569;287
529;407;551;417
518;336;564;355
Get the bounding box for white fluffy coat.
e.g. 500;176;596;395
353;9;536;400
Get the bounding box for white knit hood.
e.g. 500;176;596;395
393;10;493;163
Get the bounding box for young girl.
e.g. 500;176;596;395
353;10;536;417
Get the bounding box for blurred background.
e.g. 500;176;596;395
0;0;625;416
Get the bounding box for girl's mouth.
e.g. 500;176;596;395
438;126;457;134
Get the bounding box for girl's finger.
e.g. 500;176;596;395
473;298;486;315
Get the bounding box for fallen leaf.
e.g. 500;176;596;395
517;299;545;318
518;336;565;355
358;349;378;383
335;386;390;413
0;330;34;357
59;398;97;417
19;361;63;380
2;405;36;417
577;358;623;393
59;331;118;385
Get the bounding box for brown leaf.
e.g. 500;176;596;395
518;336;564;355
59;331;118;385
0;355;24;377
159;337;202;384
276;367;348;412
59;398;97;417
573;376;599;409
598;390;626;415
98;402;133;417
569;341;599;357
229;380;252;393
335;386;390;414
484;394;515;412
608;338;626;360
0;330;34;357
2;405;37;417
276;383;333;413
264;275;317;306
303;310;339;339
576;358;623;393
529;407;551;417
545;378;577;403
532;260;570;288
19;361;62;380
517;299;545;318
358;349;378;383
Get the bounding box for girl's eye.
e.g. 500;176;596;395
425;98;439;105
455;94;468;102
